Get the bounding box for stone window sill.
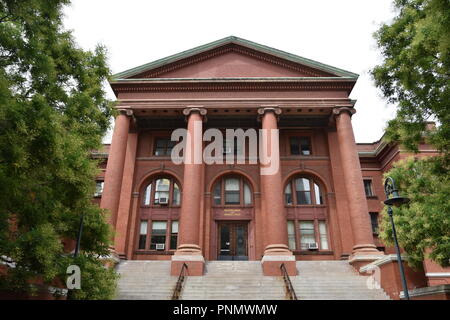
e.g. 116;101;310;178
293;250;334;255
135;250;175;255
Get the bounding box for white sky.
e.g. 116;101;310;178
63;0;398;143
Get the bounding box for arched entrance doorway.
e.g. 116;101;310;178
210;174;254;261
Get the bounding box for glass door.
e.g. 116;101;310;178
218;222;248;260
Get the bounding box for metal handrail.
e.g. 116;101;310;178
280;263;298;300
171;263;188;300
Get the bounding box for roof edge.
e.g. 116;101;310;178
111;36;359;80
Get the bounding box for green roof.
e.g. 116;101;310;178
111;36;359;80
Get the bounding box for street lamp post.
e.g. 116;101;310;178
384;176;410;300
74;213;84;257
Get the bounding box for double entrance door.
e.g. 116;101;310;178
218;222;248;261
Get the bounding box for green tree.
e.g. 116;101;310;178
0;1;118;298
379;157;450;268
372;0;450;267
372;0;449;156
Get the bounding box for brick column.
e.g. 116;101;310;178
171;106;207;276
114;132;138;258
333;106;382;262
258;107;297;276
100;109;133;227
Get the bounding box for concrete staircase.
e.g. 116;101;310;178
115;260;390;300
291;261;390;300
115;261;178;300
182;261;286;300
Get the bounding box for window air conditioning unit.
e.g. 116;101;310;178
307;242;319;250
155;243;165;250
158;197;169;204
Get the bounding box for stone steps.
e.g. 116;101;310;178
115;261;178;300
182;261;286;300
115;260;390;300
290;261;390;300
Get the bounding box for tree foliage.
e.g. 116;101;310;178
0;0;117;298
373;0;450;267
379;157;450;268
372;0;450;156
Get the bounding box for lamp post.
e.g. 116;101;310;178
384;176;410;300
74;213;84;257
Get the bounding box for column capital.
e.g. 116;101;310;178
183;106;207;122
257;105;282;121
118;108;134;117
332;106;356;117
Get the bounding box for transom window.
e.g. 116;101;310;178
284;177;324;205
154;138;176;156
213;176;253;206
142;177;181;206
290;137;311;155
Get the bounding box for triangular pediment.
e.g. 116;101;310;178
112;36;358;80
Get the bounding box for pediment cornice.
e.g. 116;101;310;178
112;36;359;81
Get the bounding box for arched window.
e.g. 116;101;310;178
142;176;181;206
212;176;253;206
284;176;324;205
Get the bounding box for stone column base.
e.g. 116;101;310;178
261;255;297;276
349;253;385;273
171;255;205;276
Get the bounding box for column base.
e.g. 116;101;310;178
349;244;385;273
171;255;205;276
261;244;297;276
171;244;205;276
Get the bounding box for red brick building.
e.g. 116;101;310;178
96;37;449;299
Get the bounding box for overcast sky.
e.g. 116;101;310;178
63;0;398;143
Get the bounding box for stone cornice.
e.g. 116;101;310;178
110;79;356;95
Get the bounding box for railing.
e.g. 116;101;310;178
171;263;188;300
280;263;298;300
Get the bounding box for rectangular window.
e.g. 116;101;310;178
319;221;329;250
300;221;316;250
287;221;296;250
224;178;240;204
154;138;176;156
150;221;167;250
138;220;147;249
290;137;311;155
364;179;374;197
170;221;179;250
94;181;104;197
370;212;379;234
